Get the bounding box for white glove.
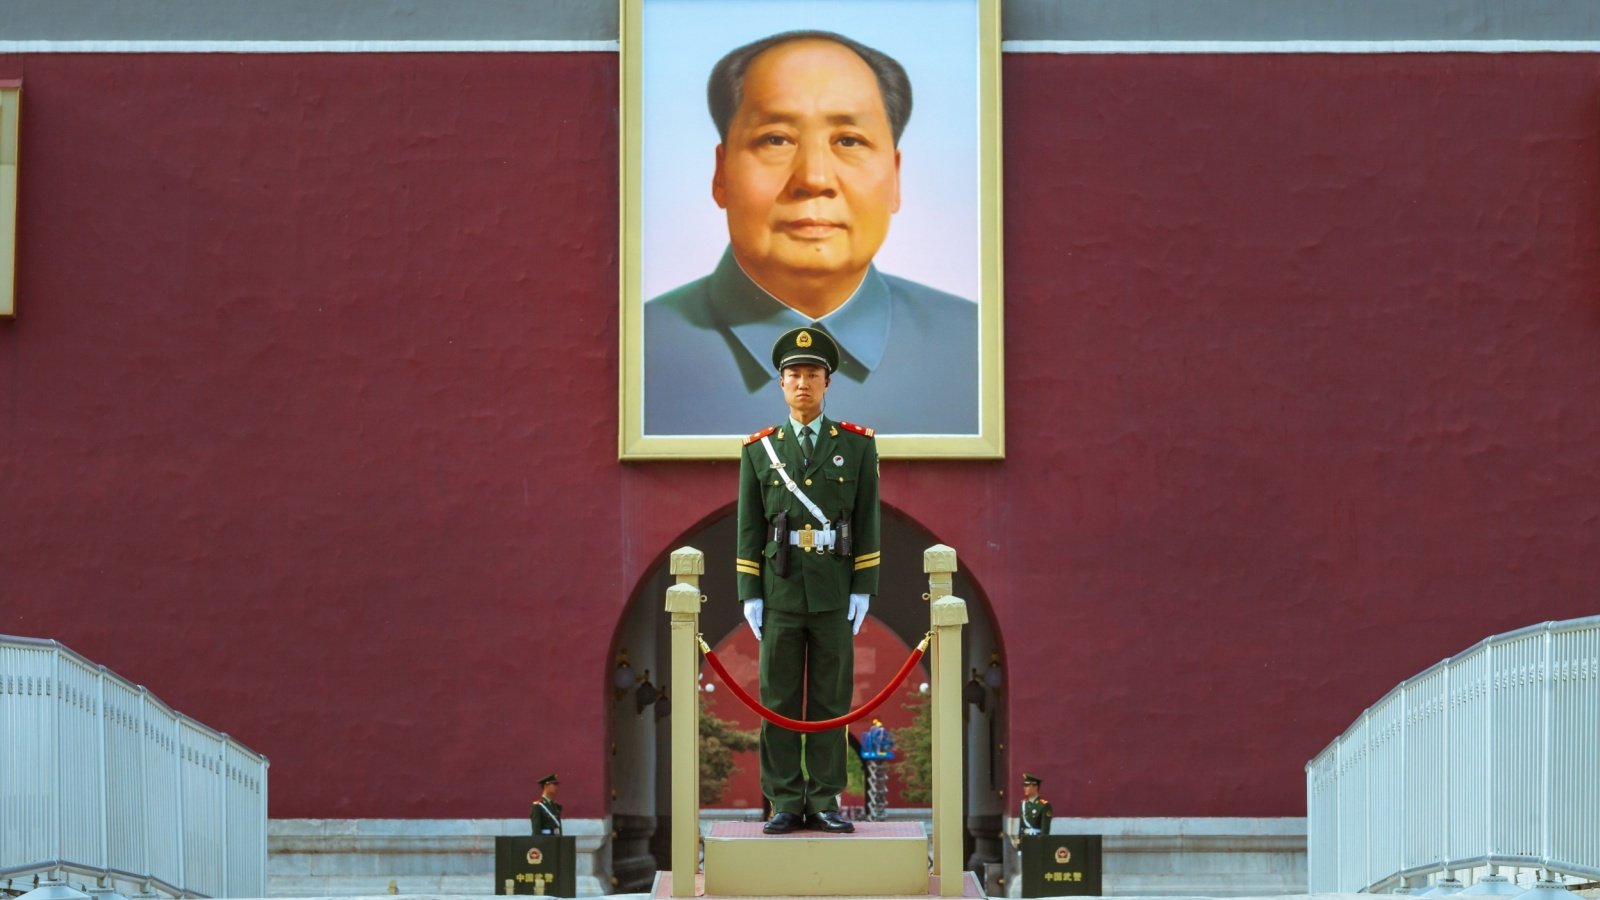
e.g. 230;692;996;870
743;598;764;640
847;594;870;635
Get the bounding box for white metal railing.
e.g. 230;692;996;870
1307;616;1600;892
1;635;268;898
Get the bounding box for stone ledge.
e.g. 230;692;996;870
1105;835;1307;853
271;819;610;838
267;816;1313;898
1046;817;1308;837
271;819;610;854
269;819;611;897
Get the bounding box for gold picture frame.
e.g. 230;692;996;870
1;81;20;320
619;0;1003;459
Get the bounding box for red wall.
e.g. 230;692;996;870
2;51;1598;820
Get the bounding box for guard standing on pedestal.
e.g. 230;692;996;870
501;773;573;896
1019;772;1052;838
530;773;562;835
736;326;881;835
1015;771;1101;898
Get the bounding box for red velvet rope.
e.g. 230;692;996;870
698;633;930;734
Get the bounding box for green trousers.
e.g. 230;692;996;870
759;607;854;815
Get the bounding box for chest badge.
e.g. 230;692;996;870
832;454;844;467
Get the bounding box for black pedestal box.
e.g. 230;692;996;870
494;836;576;897
1020;834;1103;897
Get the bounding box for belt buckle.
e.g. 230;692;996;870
798;529;815;550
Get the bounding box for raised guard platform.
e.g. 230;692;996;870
652;868;983;899
680;821;949;897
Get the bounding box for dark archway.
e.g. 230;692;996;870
605;503;1008;892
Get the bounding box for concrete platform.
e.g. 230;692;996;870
265;815;1318;897
700;822;932;897
231;883;1596;900
652;869;985;899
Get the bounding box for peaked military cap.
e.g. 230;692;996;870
538;773;560;786
1022;773;1042;786
772;326;840;373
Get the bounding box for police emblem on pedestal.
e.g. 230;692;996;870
495;836;574;896
1021;835;1102;898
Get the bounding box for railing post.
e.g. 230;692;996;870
1539;626;1552;875
923;545;957;882
1442;662;1451;880
932;595;969;897
173;716;185;895
1482;644;1490;869
1401;675;1414;877
665;546;704;898
138;691;150;886
1362;711;1371;891
924;544;957;602
1333;746;1342;893
925;543;966;896
53;645;64;877
260;756;271;898
97;666;109;881
218;740;228;898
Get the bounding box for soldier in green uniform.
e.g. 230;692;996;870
737;326;880;835
1019;772;1053;839
530;773;562;835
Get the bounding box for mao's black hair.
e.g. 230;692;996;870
707;30;913;146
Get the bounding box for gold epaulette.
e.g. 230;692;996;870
837;421;875;438
743;426;778;445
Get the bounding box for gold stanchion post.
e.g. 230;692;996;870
931;593;968;896
924;544;962;894
665;546;705;897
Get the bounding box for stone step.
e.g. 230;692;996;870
695;821;947;897
652;866;983;899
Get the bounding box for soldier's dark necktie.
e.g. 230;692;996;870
800;425;814;467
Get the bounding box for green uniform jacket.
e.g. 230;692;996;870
530;797;562;835
736;417;880;609
1020;797;1053;836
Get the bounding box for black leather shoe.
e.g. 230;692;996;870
763;811;804;834
806;810;855;833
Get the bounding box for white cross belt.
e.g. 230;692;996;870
759;435;829;526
